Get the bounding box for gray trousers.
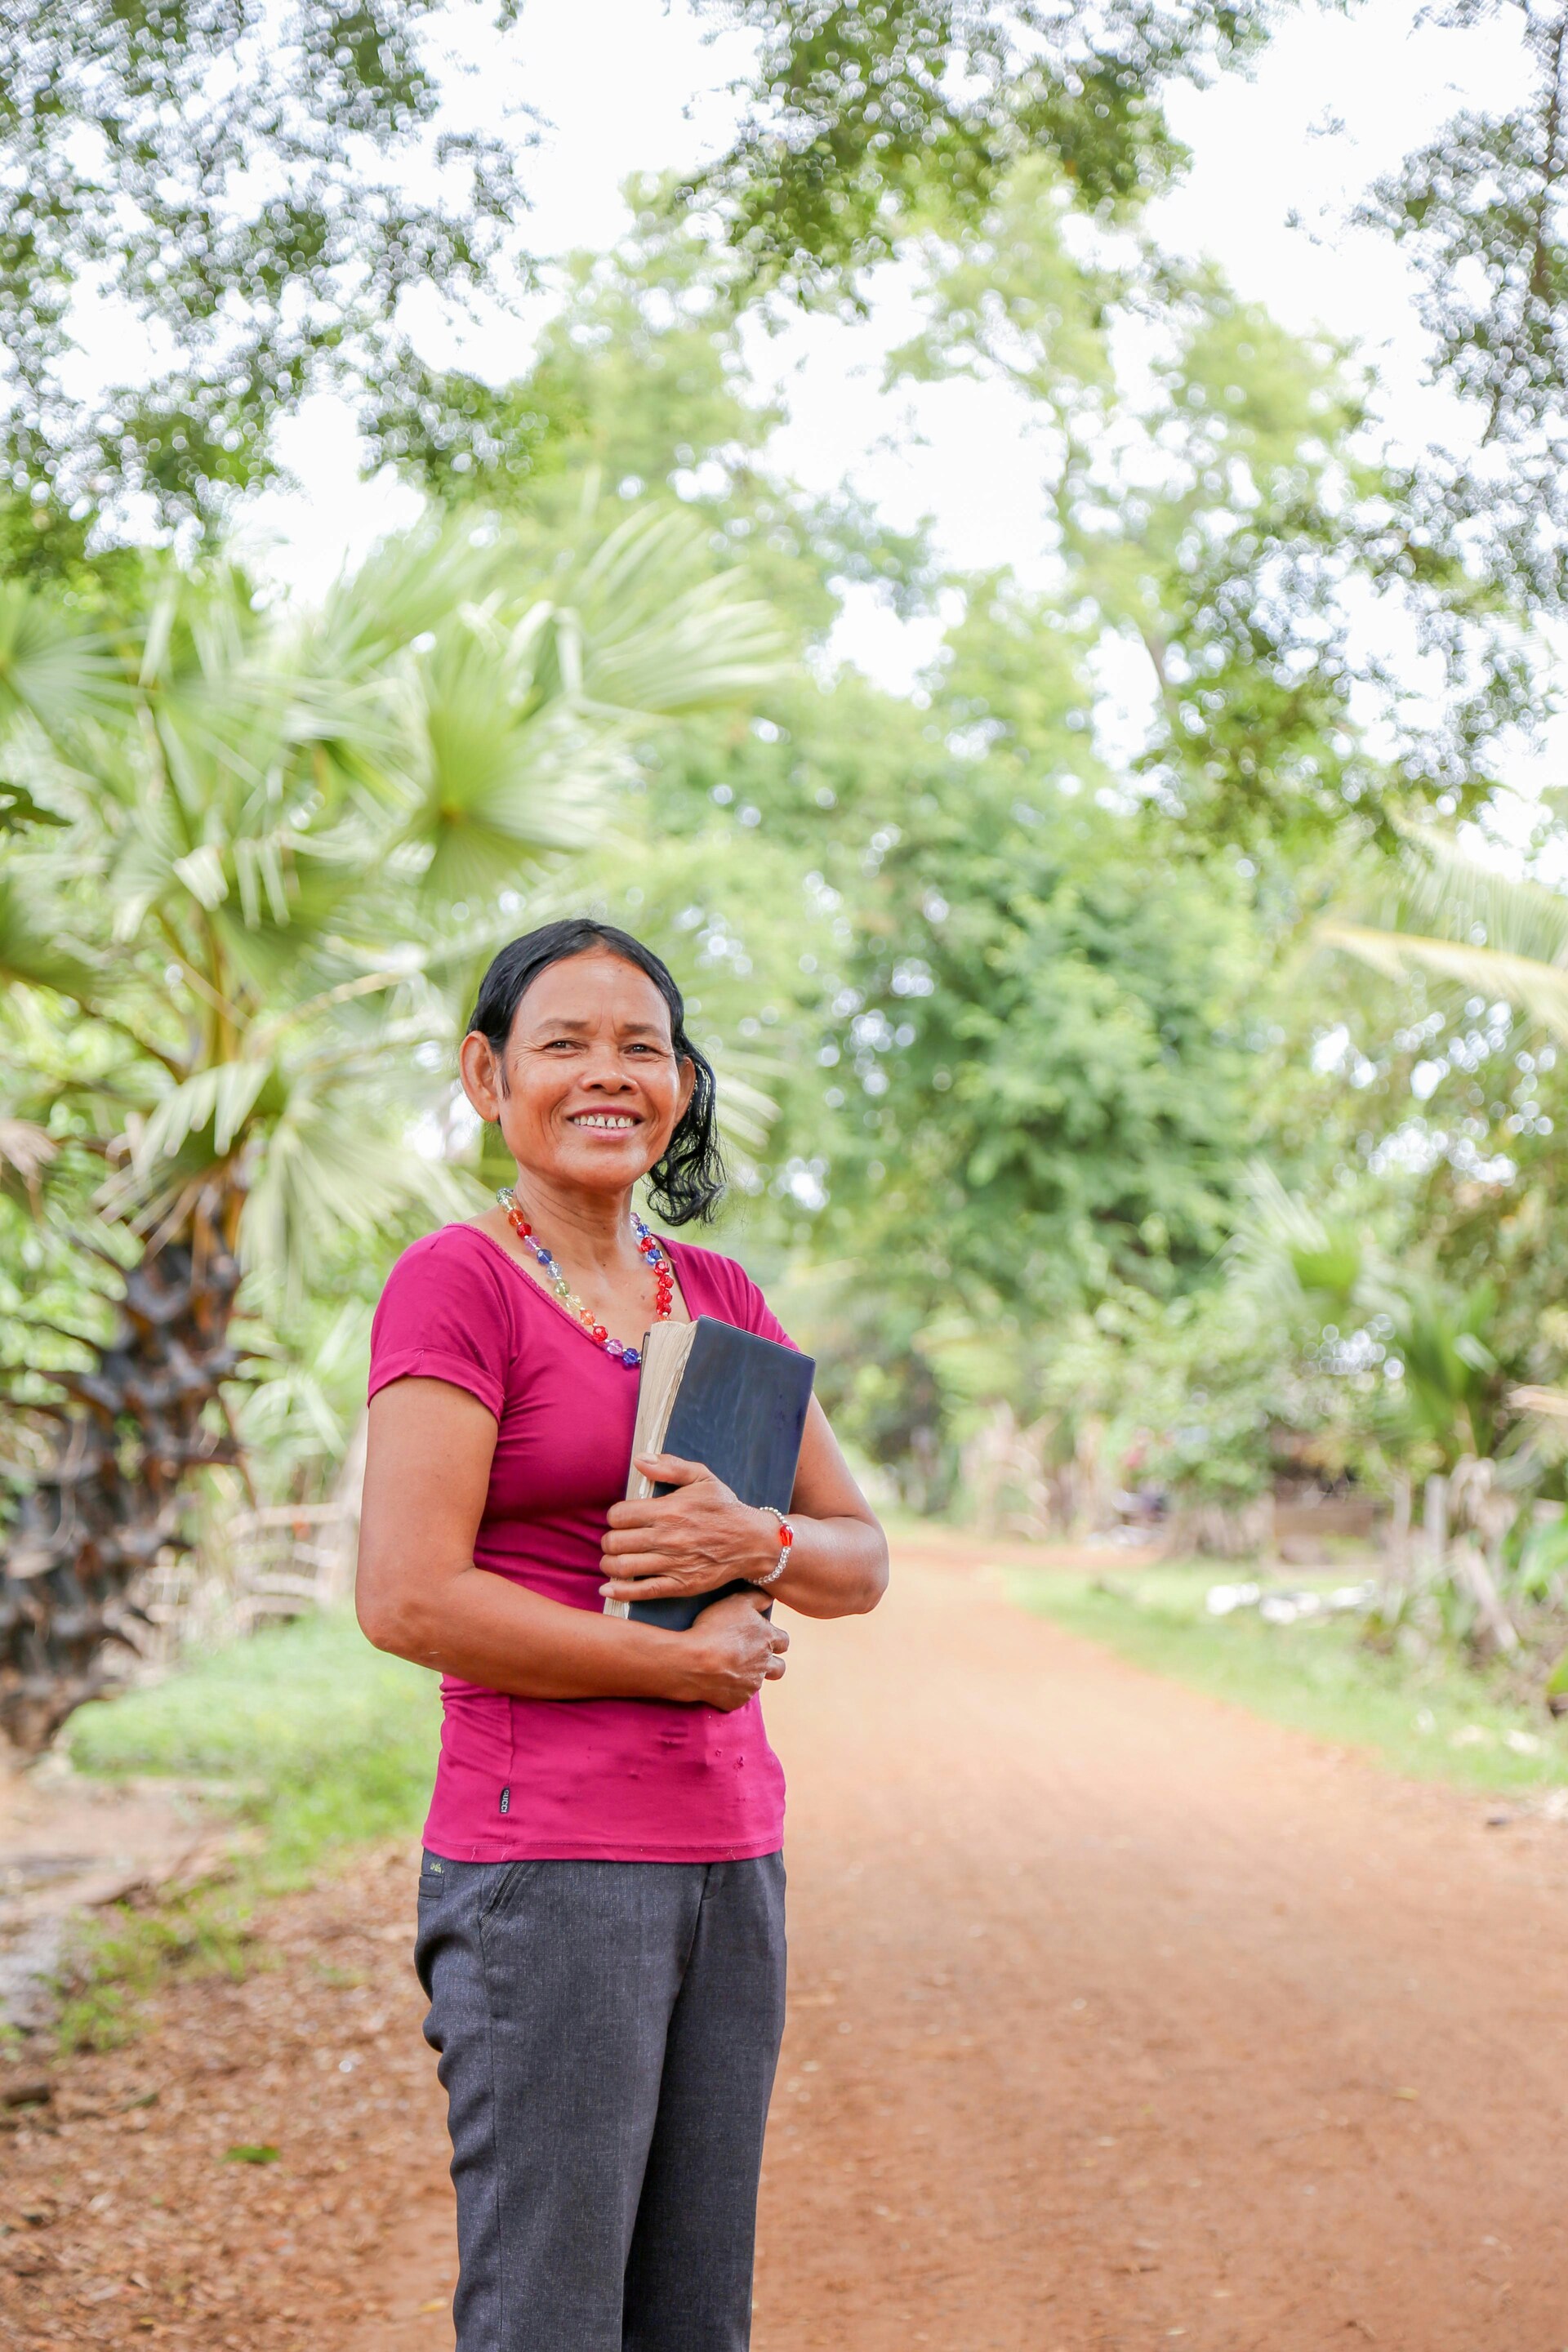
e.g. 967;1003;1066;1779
414;1852;787;2352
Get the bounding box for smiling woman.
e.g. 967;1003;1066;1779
354;917;887;2352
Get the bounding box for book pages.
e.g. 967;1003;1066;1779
605;1322;698;1618
624;1322;698;1499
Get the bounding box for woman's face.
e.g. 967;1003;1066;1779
460;949;695;1200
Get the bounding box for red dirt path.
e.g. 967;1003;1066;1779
7;1550;1568;2350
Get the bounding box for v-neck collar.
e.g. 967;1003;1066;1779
462;1221;692;1364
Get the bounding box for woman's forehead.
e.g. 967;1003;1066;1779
514;950;673;1033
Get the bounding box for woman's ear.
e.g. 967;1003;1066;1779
675;1055;697;1122
459;1031;505;1123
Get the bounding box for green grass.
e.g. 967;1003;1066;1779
69;1608;440;1882
53;1891;254;2055
1009;1561;1568;1797
57;1612;439;2051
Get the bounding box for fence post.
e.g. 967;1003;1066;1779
1423;1472;1448;1583
1381;1472;1412;1610
318;1410;368;1607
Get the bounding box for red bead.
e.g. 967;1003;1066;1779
592;1323;608;1343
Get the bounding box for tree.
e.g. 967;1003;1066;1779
1360;0;1568;617
363;181;939;639
691;0;1277;296
0;0;529;558
2;0;1281;564
0;507;783;1746
643;581;1271;1498
815;739;1261;1316
885;163;1526;848
1314;822;1568;1392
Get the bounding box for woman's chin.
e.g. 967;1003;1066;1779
553;1143;653;1190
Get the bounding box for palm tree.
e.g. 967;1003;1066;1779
0;509;785;1747
1307;837;1568;1646
1229;1161;1510;1472
1317;824;1568;1043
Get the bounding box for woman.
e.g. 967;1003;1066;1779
357;918;888;2352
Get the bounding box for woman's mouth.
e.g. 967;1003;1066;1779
569;1111;640;1132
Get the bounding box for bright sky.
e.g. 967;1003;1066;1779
237;0;1544;774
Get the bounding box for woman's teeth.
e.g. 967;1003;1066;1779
572;1113;637;1129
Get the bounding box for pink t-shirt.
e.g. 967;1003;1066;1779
367;1222;791;1864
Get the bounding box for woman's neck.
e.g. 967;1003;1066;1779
508;1172;642;1271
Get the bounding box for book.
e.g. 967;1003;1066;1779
604;1315;816;1631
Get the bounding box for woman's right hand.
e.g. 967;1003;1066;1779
672;1590;789;1711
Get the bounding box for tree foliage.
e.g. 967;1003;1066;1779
1362;0;1568;615
690;0;1276;294
0;0;527;553
889;165;1530;846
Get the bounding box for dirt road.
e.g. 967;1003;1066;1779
8;1552;1568;2350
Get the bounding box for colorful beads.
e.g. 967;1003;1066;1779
496;1189;674;1370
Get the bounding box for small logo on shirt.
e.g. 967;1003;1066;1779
498;1786;510;1815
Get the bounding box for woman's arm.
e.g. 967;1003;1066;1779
599;1395;889;1620
356;1378;788;1708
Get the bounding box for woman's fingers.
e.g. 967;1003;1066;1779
601;1533;700;1570
600;1521;675;1554
599;1555;683;1591
604;1499;671;1533
603;1493;719;1535
631;1452;715;1488
606;1514;719;1552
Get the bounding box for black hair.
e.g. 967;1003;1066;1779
465;918;726;1226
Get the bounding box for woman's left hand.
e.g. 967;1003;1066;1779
599;1454;782;1605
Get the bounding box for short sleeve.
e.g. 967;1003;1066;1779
729;1267;795;1351
669;1242;796;1351
368;1229;516;1421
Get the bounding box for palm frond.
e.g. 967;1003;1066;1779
136;1061;274;1169
0;585;123;733
306;519;508;685
240;1089;474;1288
0;873;97;997
0;1116;57;1200
1318;826;1568;1041
395;626;614;904
710;1063;778;1157
1226;1159;1365;1308
560;508;791;715
1509;1384;1568;1423
1397;828;1568;967
1317;920;1568;1043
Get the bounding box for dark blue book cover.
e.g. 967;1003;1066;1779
616;1316;815;1632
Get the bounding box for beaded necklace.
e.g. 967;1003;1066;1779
497;1187;675;1370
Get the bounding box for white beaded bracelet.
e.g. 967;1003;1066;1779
753;1505;794;1586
